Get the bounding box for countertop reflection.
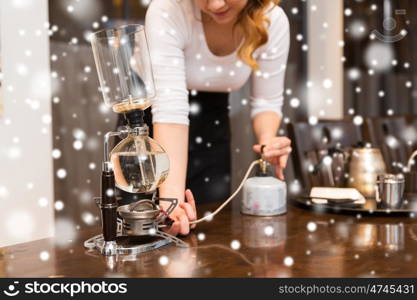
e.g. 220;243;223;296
1;202;417;278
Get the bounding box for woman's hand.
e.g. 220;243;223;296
253;136;292;180
163;189;197;236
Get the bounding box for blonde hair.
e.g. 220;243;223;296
236;0;281;71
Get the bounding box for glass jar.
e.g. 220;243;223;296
110;132;169;194
91;24;156;113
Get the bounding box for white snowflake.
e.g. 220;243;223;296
52;149;61;159
308;116;318;125
203;211;213;222
349;20;367;40
353;115;363;126
322;156;332;166
323;79;333;89
56;169;67;179
365;43;394;72
283;256;294;267
72;128;86;140
264;226;274;236
42;114;52;124
189;102;201;115
344;8;352;16
385;136;399;148
39;251;50;261
289;180;301;194
307;222;317;232
82;212;95;225
378;90;385;98
290;98;300;108
54;200;64;211
73;140;83;150
0;186;9;198
38;197;48;208
197;233;206;241
230;240;241;250
348;68;361;80
159;256;169;266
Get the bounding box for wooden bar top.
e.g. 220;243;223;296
1;202;417;278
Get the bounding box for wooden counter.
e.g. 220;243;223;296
1;202;417;277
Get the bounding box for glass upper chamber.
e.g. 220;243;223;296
91;24;156;113
110;132;169;194
91;24;167;194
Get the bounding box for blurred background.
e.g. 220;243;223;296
0;0;416;247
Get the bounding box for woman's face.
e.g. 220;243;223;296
195;0;248;24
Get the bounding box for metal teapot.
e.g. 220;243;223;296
347;146;386;198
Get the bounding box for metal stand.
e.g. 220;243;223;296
84;230;187;256
84;197;188;256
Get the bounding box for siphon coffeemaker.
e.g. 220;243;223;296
84;24;187;256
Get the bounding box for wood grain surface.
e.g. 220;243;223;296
1;201;417;278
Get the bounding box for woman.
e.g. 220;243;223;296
144;0;291;236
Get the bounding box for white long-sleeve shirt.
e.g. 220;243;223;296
145;0;290;125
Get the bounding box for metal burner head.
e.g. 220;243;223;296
118;200;161;236
119;199;159;217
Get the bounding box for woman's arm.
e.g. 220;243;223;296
250;6;291;179
154;123;188;202
154;123;196;235
145;0;196;235
252;111;281;145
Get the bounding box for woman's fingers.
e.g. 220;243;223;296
165;211;190;236
185;189;197;215
279;152;290;169
275;167;285;180
180;202;197;229
263;147;292;159
275;154;290;180
253;137;291;181
268;139;291;151
178;213;190;235
163;191;197;235
180;203;196;220
166;220;180;236
253;137;291;154
185;189;197;229
253;144;262;154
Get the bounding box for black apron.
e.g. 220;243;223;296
116;91;231;204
